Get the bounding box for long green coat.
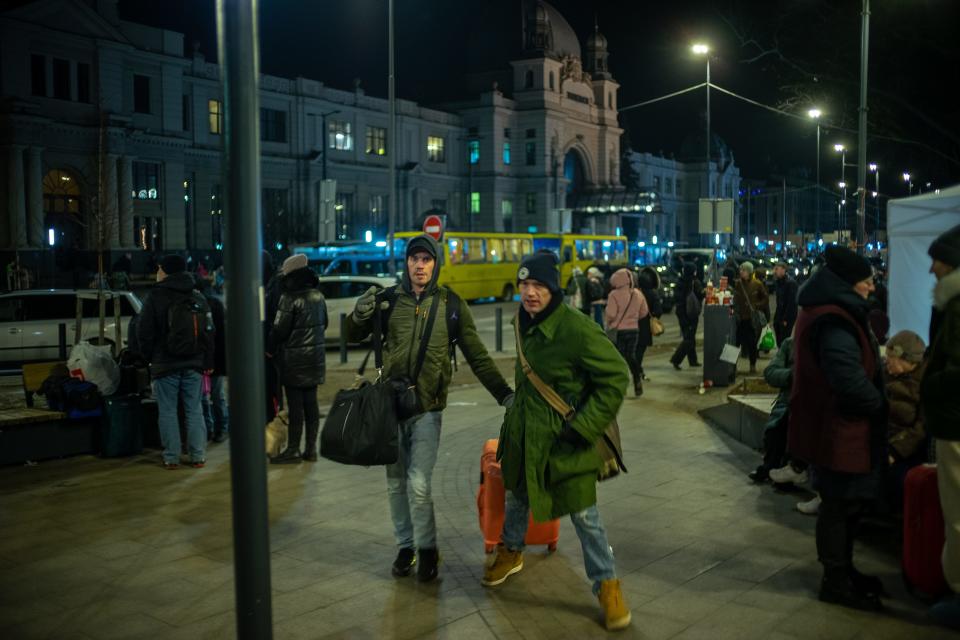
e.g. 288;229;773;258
499;303;629;522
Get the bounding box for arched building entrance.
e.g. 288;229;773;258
563;149;585;206
42;169;84;249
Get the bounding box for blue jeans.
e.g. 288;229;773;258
385;411;442;550
201;376;229;438
502;480;617;593
154;369;207;464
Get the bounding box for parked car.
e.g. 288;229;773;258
314;275;398;343
319;253;399;278
0;289;142;367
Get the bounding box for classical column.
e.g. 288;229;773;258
102;153;120;248
117;156;133;247
26;147;44;247
6;145;27;248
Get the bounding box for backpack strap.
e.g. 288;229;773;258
443;288;462;369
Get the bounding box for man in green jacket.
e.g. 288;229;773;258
922;224;960;629
481;251;632;631
344;234;513;583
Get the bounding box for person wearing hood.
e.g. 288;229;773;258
670;261;704;369
635;267;663;381
344;234;513;583
267;254;327;464
787;245;887;611
921;224;960;630
482;252;632;631
137;255;215;469
604;268;648;396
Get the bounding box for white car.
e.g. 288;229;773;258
0;289;142;366
314;275;398;343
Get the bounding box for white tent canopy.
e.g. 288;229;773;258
887;184;960;341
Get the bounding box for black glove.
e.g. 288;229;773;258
557;423;591;449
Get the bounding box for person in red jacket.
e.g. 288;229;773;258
787;246;887;611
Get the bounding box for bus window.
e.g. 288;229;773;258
488;238;504;264
575;239;596;260
503;238;522;262
448;237;463;264
521;239;533;256
614;241;626;261
562;245;573;263
462;238;486;263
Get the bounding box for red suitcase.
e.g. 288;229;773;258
477;439;559;553
902;465;949;599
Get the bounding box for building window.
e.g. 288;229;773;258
427;136;445;163
210;184;223;249
525;142;536;166
52;58;70;100
133;74;151;113
134;216;162;250
328;120;353;151
676;178;684;197
504;128;511;139
260;108;287;143
182;95;191;131
524;70;533;89
468;127;478;136
502;199;513;232
183;176;194;249
365;126;387;155
77;63;90;103
335;192;354;240
262;188;289;248
470;192;480;214
608;92;612;109
468;140;480;164
502;142;511;165
526;128;536;139
369;194;384;233
208;99;222;134
132;162;160;200
31;54;46;97
652;175;660;191
549;71;555;91
665;177;674;196
525;192;536;217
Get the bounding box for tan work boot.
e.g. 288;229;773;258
598;579;631;630
481;545;523;586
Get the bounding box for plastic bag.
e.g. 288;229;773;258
758;325;776;352
67;341;120;396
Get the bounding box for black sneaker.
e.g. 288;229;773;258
850;567;887;598
819;575;883;612
417;548;440;582
392;547;416;577
748;466;769;483
270;448;302;464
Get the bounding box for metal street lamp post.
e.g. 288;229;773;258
808;108;822;243
903;172;914;196
835;144;846;241
692;43;711;184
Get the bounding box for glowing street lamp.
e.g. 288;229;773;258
834;144;848;241
691;43;712;167
903;172;914;195
809;108;823;238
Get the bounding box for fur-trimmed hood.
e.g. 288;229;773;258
934;268;960;310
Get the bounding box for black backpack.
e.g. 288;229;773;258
165;292;208;357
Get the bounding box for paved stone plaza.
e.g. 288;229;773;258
0;354;956;639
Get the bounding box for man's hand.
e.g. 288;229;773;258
501;393;515;409
353;286;379;321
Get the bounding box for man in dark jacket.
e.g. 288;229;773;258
262;251;282;422
773;262;799;346
787;246;886;611
670;262;703;369
195;277;229;443
345;234;513;583
267;254;327;464
921;224;960;629
137;255;215;469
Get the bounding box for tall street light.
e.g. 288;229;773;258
808;108;822;242
691;43;711;178
834;144;846;241
903;171;914;196
868;162;879;242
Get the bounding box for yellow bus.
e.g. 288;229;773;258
394;231;628;300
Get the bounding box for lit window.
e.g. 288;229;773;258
365;126;387;155
132;162;161;200
427;136;445;163
328;120;353;151
469;140;480;164
208;99;222;134
470;192;480;214
503;142;511;165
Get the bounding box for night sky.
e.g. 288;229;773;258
117;0;960;194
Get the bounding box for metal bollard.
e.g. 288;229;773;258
58;323;67;359
340;313;348;364
495;306;503;352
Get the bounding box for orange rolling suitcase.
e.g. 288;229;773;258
477;438;559;553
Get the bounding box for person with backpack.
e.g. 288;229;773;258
344;234;513;583
267;254;327;464
137;255;214;469
670;262;704;370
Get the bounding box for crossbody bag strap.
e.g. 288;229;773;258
737;279;757;313
514;314;576;421
611;290;636;328
409;291;442;385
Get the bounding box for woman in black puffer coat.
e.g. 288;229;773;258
636;267;663;380
267;255;327;463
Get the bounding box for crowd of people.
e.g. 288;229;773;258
125;223;960;631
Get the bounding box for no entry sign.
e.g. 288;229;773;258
423;215;443;241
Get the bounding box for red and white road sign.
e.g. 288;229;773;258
423;215;443;240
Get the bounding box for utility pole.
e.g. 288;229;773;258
387;0;397;273
855;0;871;254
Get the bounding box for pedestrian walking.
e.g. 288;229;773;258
733;261;770;374
773;261;799;346
670;262;703;370
604;268;647;397
635;267;663;381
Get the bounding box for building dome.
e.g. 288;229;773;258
524;0;582;60
586;27;607;51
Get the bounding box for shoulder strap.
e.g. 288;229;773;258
445;289;461;346
514;314;576;421
611;290;636;328
410;291;442;383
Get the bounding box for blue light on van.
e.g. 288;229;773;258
375;241;387;248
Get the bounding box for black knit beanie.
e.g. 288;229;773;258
517;251;560;293
824;245;872;285
160;254;186;275
929;223;960;268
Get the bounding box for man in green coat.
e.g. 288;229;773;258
344;234;513;583
481;251;632;631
